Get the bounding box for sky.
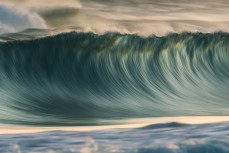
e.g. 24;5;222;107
0;0;229;35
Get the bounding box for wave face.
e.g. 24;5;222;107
1;122;229;153
0;32;228;125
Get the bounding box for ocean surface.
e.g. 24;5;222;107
0;0;229;152
0;122;229;153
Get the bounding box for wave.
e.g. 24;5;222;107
0;32;228;126
0;4;47;34
139;122;189;129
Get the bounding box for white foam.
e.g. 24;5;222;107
0;4;47;34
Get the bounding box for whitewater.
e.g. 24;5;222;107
0;121;228;153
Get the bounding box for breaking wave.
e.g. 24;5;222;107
0;32;228;125
0;4;47;34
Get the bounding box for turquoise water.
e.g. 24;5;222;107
0;32;228;125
